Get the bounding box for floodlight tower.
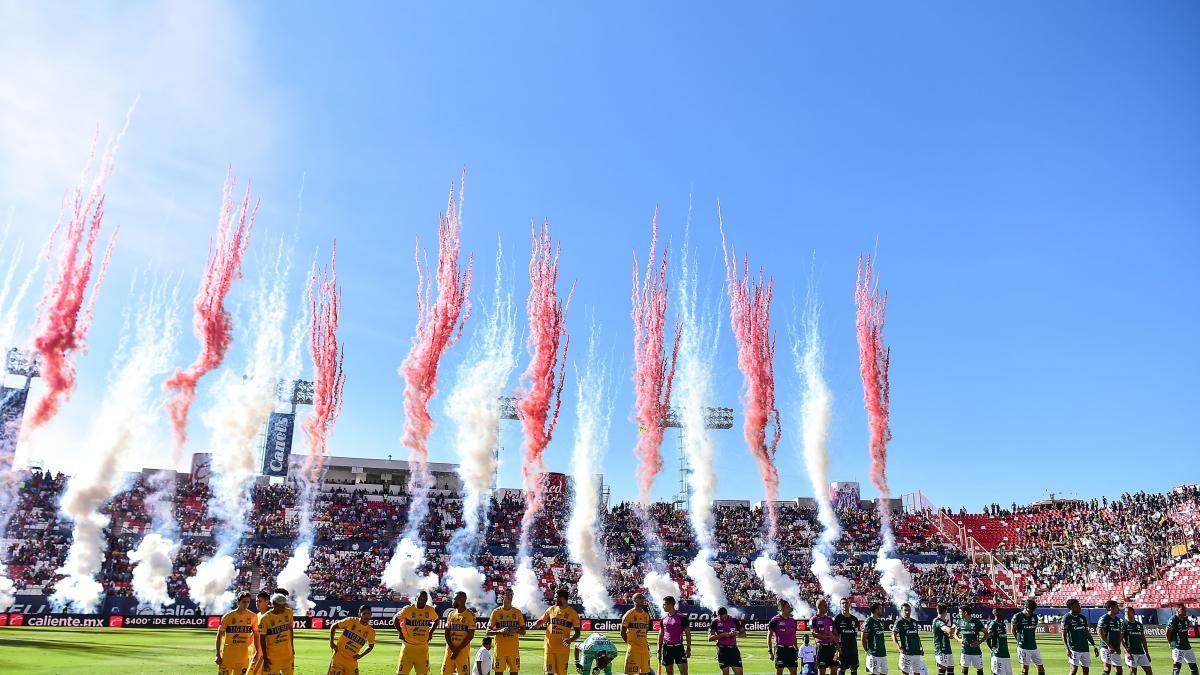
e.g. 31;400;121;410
497;396;520;494
0;348;41;468
258;378;313;478
663;405;734;512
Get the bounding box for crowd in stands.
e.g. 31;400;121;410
2;467;1197;611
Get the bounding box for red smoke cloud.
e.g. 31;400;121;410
854;255;892;512
302;244;346;483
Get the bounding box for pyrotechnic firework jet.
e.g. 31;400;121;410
445;246;516;608
383;177;472;596
52;278;181;612
127;532;177;609
855;255;917;608
752;555;813;616
566;323;615;616
644;570;681;614
185;244;294;613
277;541;312;613
0;215;44;355
0;563;14;611
512;221;572;613
793;279;853;605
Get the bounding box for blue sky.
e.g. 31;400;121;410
1;1;1197;510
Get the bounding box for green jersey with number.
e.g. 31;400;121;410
1011;612;1038;651
958;617;987;656
933;618;953;655
1097;614;1122;653
864;617;887;658
1121;620;1146;655
988;620;1010;659
1062;613;1092;653
1168;615;1192;650
894;617;923;655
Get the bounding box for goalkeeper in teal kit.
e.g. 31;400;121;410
575;632;620;675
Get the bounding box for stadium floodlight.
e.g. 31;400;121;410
5;348;41;383
276;379;315;408
662;405;735;511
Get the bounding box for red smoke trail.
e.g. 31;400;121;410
302;244;346;483
720;223;782;546
398;177;472;537
28;138;122;428
854;255;892;520
163;171;256;457
517;221;573;552
631;208;680;506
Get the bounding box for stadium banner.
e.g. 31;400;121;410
261;412;296;477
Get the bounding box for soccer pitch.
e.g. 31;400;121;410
0;629;1176;675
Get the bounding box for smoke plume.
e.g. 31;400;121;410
512;557;547;615
644;570;681;614
382;536;440;596
0;562;15;611
277;542;313;614
127;532;177;609
753;554;813;616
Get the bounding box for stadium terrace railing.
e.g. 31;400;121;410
905;490;1020;603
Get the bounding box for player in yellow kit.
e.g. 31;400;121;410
443;591;478;675
533;588;581;675
216;591;261;675
621;593;652;675
489;588;527;675
328;605;377;675
250;591;272;674
259;594;295;675
396;590;440;675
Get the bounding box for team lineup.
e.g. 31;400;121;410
211;588;1199;675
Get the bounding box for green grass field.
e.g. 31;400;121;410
0;629;1178;675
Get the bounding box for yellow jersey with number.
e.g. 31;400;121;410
333;617;376;662
540;605;579;653
622;608;651;647
260;609;294;662
220;609;259;664
398;604;440;646
490;606;526;657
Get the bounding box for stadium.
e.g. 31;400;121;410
1;3;1198;675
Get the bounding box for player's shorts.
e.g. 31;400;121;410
221;666;250;675
1099;648;1122;667
400;645;432;675
867;655;889;674
961;654;984;670
818;645;839;668
776;645;800;669
1125;654;1151;668
328;658;362;675
662;644;688;666
935;654;955;669
1017;649;1043;666
443;647;472;675
624;644;650;674
495;653;521;673
545;650;570;675
1174;650;1197;665
717;645;743;669
262;663;295;675
1068;651;1092;668
991;657;1012;675
899;655;925;675
840;647;860;670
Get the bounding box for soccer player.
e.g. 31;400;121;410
955;605;987;675
533;588;581;675
396;590;440;675
443;591;478;675
834;597;861;675
933;605;955;675
893;603;925;675
489;588;527;675
259;593;295;675
1011;600;1044;675
1062;598;1099;675
575;632;619;675
216;591;261;675
1121;607;1152;675
769;598;801;675
328;605;376;675
862;603;888;675
811;599;837;675
476;637;495;675
249;590;272;674
987;608;1011;675
1167;602;1197;675
657;596;692;675
621;593;652;675
1098;601;1124;675
709;606;746;675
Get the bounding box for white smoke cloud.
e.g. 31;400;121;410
0;562;15;611
0;223;42;354
186;554;237;614
382;536;439;597
644;570;681;614
875;531;919;609
512;557;547;616
52;279;179;612
566;326;614;616
445;565;489;610
127;532;177;609
277;542;313;614
753;554;813;616
686;550;734;614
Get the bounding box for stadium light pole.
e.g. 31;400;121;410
260;379;314;479
497;396;520;495
1;348;40;468
662;405;734;512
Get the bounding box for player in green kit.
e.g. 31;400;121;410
987;608;1012;675
933;605;955;675
955;605;987;675
1098;601;1124;675
1166;602;1196;675
893;603;925;675
1063;599;1099;675
862;603;888;675
1011;600;1044;675
1120;607;1152;675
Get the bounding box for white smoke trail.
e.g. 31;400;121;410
0;562;15;611
644;570;681;613
875;532;918;608
445;246;516;597
52;278;180;612
185;245;293;613
753;554;813;616
128;532;177;608
566;325;614;616
512;557;547;616
792;283;853;605
382;536;440;596
277;541;313;614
